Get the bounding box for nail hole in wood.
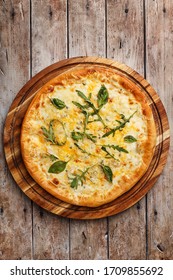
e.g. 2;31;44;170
125;8;129;14
0;207;3;214
86;1;90;11
10;7;15;20
6;49;8;63
40;210;44;218
49;6;53;19
163;7;166;13
119;40;122;49
23;208;27;213
154;209;158;216
136;202;141;210
82;231;87;239
157;243;165;253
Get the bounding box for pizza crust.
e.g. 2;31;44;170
21;66;156;207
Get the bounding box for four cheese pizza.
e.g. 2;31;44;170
20;66;156;207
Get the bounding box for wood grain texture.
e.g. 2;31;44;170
31;0;69;259
68;0;108;260
146;0;173;260
107;0;147;259
0;0;32;259
69;0;106;57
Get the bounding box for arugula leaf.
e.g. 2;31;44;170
101;146;119;161
70;177;79;189
113;145;128;153
74;143;96;156
124;135;137;143
75;90;107;128
51;98;66;110
100;164;113;183
72;101;89;111
74;143;87;153
85;133;97;143
41;120;66;145
102;111;137;138
70;166;90;189
97;85;109;108
49;154;59;161
76;90;89;101
48;160;68;174
71;131;96;143
102;144;128;153
41;120;55;144
71;131;83;141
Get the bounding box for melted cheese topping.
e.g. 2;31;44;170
21;71;151;206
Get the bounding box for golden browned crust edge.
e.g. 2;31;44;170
21;65;156;207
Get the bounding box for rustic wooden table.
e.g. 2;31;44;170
0;0;172;260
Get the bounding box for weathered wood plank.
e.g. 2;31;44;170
146;0;173;259
31;0;69;259
68;0;108;259
69;0;106;57
107;0;146;259
32;0;67;76
0;0;32;259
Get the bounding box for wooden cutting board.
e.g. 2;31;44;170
3;57;170;219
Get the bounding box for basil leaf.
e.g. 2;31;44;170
124;135;137;143
48;160;68;174
97;85;109;108
100;164;113;183
51;98;66;110
71;131;83;141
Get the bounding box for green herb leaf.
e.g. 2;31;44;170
102;111;137;138
48;154;59;161
48;160;68;174
41;120;55;144
102;144;128;153
71;131;83;141
41;126;51;139
75;89;107;128
74;143;96;156
76;90;89;101
101;146;119;161
41;120;67;145
69;164;97;189
70;177;79;189
114;145;128;153
85;133;97;143
97;85;109;108
51;98;66;110
124;135;137;143
72;101;89;111
100;164;113;183
71;131;96;143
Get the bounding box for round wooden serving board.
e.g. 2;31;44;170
4;57;170;219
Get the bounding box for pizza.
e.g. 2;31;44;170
20;65;156;207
